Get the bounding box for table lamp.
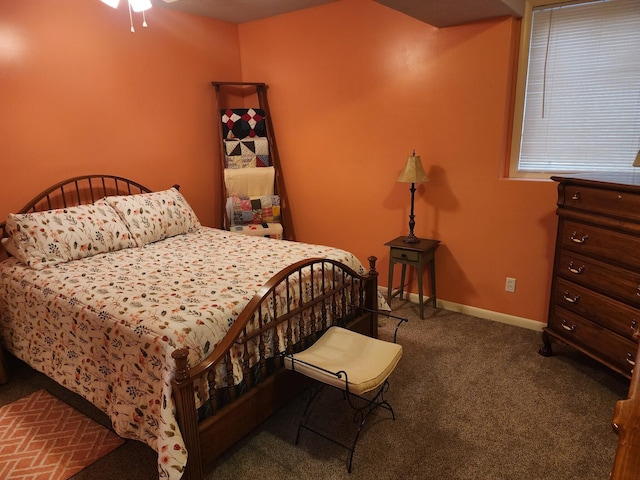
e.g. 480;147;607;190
397;150;429;244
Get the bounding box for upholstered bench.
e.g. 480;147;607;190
285;326;403;472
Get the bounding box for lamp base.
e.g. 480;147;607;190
403;234;420;244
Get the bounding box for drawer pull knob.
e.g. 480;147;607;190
571;191;580;201
561;319;576;332
626;352;636;367
567;261;585;275
617;194;623;200
570;232;588;244
562;291;580;303
633;320;640;340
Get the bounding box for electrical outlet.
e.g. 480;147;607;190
505;277;516;293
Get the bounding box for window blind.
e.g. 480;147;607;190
518;0;640;174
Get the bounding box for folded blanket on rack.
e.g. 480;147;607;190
226;196;281;226
224;137;270;168
229;222;283;239
224;166;275;197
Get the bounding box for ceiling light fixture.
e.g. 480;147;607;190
100;0;151;33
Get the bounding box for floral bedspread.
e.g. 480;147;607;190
0;227;373;479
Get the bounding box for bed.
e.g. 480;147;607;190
0;175;382;480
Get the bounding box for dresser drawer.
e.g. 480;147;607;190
560;220;640;269
560;184;640;222
549;306;637;376
390;248;419;262
557;250;640;306
552;278;640;340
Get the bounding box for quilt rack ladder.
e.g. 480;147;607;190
212;81;294;241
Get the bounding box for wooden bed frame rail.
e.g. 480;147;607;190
172;256;379;480
0;174;380;480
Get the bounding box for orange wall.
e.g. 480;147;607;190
1;0;559;324
0;0;240;227
238;0;559;323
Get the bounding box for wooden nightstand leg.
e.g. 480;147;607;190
429;259;437;308
417;266;425;319
399;264;407;300
387;260;394;305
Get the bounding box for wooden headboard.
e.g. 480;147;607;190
0;174;152;238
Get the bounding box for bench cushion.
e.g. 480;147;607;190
285;327;402;396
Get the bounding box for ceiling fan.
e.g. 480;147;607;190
100;0;152;31
101;0;152;10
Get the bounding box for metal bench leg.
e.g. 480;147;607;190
296;380;396;473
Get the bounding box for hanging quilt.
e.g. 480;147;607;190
224;137;270;168
221;108;267;140
226;195;281;226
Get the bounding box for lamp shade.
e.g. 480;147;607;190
101;0;120;7
397;154;429;183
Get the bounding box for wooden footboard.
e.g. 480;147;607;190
171;257;379;480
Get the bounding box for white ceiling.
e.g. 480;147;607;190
152;0;524;27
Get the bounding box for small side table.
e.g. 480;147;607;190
385;236;440;319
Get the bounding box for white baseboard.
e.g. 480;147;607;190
380;287;544;332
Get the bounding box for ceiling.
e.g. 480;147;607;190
151;0;524;27
375;0;524;27
150;0;338;24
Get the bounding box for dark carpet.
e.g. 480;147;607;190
0;299;629;479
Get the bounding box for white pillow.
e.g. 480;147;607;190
1;237;19;258
105;187;201;246
4;199;136;270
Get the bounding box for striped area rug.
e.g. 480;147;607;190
0;389;125;480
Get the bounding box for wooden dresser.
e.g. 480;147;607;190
541;174;640;379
